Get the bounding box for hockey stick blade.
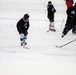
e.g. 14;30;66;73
55;45;62;48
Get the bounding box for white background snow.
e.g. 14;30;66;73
0;0;76;75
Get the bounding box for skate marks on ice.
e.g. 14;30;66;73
0;45;30;53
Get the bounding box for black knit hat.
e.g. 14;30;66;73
24;14;29;19
48;1;52;4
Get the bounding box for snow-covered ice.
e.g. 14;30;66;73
0;0;76;75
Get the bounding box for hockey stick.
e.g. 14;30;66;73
56;39;76;48
60;18;65;28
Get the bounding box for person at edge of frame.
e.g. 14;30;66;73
62;2;76;38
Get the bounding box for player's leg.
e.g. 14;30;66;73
50;21;56;31
20;33;25;46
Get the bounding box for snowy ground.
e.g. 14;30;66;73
0;0;76;75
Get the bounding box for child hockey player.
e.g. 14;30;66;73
47;1;56;32
16;14;30;47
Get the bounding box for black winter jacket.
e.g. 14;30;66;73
66;6;75;17
47;4;56;19
17;18;29;35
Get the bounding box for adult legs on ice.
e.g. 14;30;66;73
47;21;56;32
49;22;56;32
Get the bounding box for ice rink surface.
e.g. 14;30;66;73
0;0;76;75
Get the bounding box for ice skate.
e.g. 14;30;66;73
50;28;56;32
61;33;65;38
21;42;23;46
22;39;27;48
